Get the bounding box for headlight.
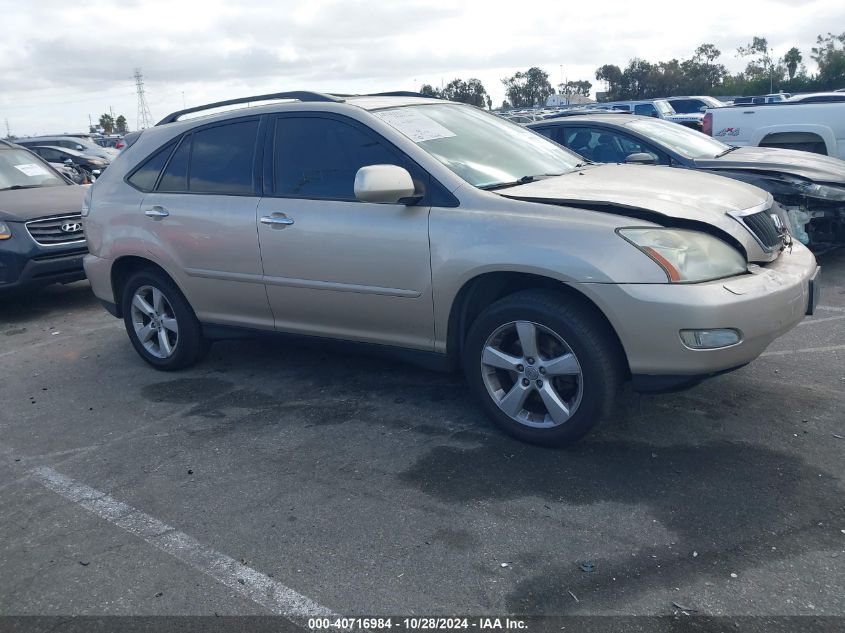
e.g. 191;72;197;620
803;183;845;201
618;228;747;283
0;221;11;240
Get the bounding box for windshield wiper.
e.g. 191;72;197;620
0;184;41;191
480;173;562;191
715;146;739;158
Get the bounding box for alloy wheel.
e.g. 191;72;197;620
130;285;179;359
480;320;583;428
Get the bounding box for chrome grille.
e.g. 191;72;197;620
26;214;85;246
737;210;782;251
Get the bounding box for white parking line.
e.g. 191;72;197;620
818;305;845;313
799;315;845;326
761;344;845;357
31;466;335;622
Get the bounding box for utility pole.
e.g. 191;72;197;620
134;68;154;129
4;118;10;139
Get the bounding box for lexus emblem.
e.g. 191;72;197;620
61;222;81;233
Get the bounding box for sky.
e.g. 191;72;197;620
1;0;842;136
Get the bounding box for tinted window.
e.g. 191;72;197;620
668;99;701;114
562;127;666;164
634;104;658;117
273;117;400;199
158;135;190;192
34;148;64;162
189;120;258;194
532;127;555;140
127;142;175;191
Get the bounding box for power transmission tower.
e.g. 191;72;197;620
134;68;154;129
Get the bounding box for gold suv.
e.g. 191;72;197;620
82;92;820;445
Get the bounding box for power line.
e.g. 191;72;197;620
134;68;154;129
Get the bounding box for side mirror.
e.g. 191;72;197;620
64;158;74;165
625;152;658;165
75;145;84;151
91;169;102;176
354;165;417;204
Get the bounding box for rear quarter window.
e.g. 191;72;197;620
126;141;175;191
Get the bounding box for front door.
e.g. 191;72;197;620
256;114;434;350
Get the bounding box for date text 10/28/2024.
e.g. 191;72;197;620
308;618;528;630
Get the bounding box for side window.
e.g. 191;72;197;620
633;104;657;117
532;127;555;140
127;141;175;191
273;117;404;200
188;120;259;194
38;148;62;162
158;135;191;192
615;134;668;165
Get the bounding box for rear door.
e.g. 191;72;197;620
255;113;434;350
137;117;274;329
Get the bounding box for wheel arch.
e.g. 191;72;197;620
110;255;184;318
445;271;631;376
751;124;834;155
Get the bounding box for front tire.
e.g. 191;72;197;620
121;269;208;370
463;290;623;446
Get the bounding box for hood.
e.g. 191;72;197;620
499;164;777;262
694;146;845;184
0;185;86;222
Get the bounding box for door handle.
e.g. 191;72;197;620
144;206;170;218
260;214;294;228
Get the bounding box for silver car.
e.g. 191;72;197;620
83;92;820;445
16;135;117;162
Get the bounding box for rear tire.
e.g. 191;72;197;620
463;290;623;446
121;269;208;370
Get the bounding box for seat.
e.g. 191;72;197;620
592;133;622;163
568;130;593;159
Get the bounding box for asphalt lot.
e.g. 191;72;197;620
1;251;843;622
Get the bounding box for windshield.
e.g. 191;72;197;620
372;104;582;188
0;148;67;190
627;118;731;159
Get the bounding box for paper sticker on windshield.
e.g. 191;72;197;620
14;163;49;177
373;109;456;143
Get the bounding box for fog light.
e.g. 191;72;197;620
680;329;741;350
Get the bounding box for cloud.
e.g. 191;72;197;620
0;0;842;135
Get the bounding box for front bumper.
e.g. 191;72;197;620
578;242;818;377
0;226;87;293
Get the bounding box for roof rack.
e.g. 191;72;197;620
156;91;346;126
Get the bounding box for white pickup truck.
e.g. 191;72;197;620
703;101;845;159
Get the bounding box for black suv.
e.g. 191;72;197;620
0;141;87;294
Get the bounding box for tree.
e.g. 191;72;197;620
560;80;592;96
738;36;776;92
439;78;489;108
693;43;721;64
595;64;623;100
99;113;115;134
419;83;440;97
782;47;802;80
811;32;845;89
501;67;554;108
115;115;128;134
